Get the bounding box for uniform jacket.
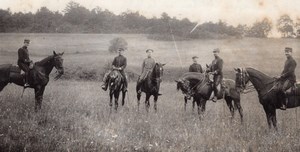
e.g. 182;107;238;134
280;56;297;82
211;56;223;76
112;55;127;71
18;46;31;65
189;63;203;73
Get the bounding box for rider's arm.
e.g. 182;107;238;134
281;60;297;79
141;60;145;73
120;57;127;70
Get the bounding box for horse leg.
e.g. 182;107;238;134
137;91;141;111
114;92;120;111
121;90;126;106
109;91;113;107
234;98;243;124
145;93;150;112
270;107;277;131
154;94;158;112
34;85;45;112
225;96;235;121
184;96;187;111
263;105;272;129
198;98;207;120
192;98;196;112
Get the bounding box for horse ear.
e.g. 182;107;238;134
175;80;179;83
60;52;64;55
53;51;57;56
234;68;238;72
206;64;209;68
161;63;166;66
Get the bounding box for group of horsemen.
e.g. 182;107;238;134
18;39;297;110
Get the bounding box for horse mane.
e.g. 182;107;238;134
35;55;54;66
246;67;273;80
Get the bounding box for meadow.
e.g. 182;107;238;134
0;33;300;151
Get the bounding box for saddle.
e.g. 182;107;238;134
287;82;300;96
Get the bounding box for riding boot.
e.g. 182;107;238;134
101;82;108;91
211;86;218;102
24;72;30;88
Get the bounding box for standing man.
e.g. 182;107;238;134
136;49;156;94
210;48;224;102
189;56;203;73
275;47;297;110
18;39;33;88
102;48;128;92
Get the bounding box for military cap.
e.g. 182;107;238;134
24;39;30;43
192;56;198;59
213;48;220;53
284;47;292;52
118;48;125;51
146;49;154;53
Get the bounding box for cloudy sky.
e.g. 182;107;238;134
1;0;300;36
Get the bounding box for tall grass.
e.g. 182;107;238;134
0;81;299;151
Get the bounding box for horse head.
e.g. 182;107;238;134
53;51;64;79
234;67;249;92
153;63;166;78
175;78;192;99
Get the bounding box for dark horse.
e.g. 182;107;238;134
106;69;126;111
176;72;243;122
235;67;300;129
176;72;201;111
136;63;165;112
0;51;64;112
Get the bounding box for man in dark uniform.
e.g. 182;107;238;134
102;48;128;91
275;47;297;110
210;48;223;102
189;56;203;73
137;49;156;94
18;39;33;88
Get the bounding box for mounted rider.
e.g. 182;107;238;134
18;39;33;88
136;49;158;94
102;48;128;92
210;48;224;102
275;47;297;110
189;56;203;73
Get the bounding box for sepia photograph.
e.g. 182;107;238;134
0;0;299;151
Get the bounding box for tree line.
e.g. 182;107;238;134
0;1;299;39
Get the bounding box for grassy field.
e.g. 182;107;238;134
0;33;300;151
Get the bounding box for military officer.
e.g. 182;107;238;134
189;56;203;73
136;49;156;94
18;39;33;88
210;48;224;102
102;48;128;91
275;47;297;110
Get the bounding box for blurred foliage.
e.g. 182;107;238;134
0;1;298;38
108;37;128;53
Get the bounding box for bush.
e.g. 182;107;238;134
108;37;128;53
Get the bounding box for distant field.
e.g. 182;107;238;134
0;34;300;151
0;33;299;80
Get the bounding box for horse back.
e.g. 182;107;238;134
0;64;22;82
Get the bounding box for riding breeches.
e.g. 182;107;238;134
213;74;223;94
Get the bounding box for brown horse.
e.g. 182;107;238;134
176;72;243;122
136;63;165;112
0;51;64;112
235;67;300;130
